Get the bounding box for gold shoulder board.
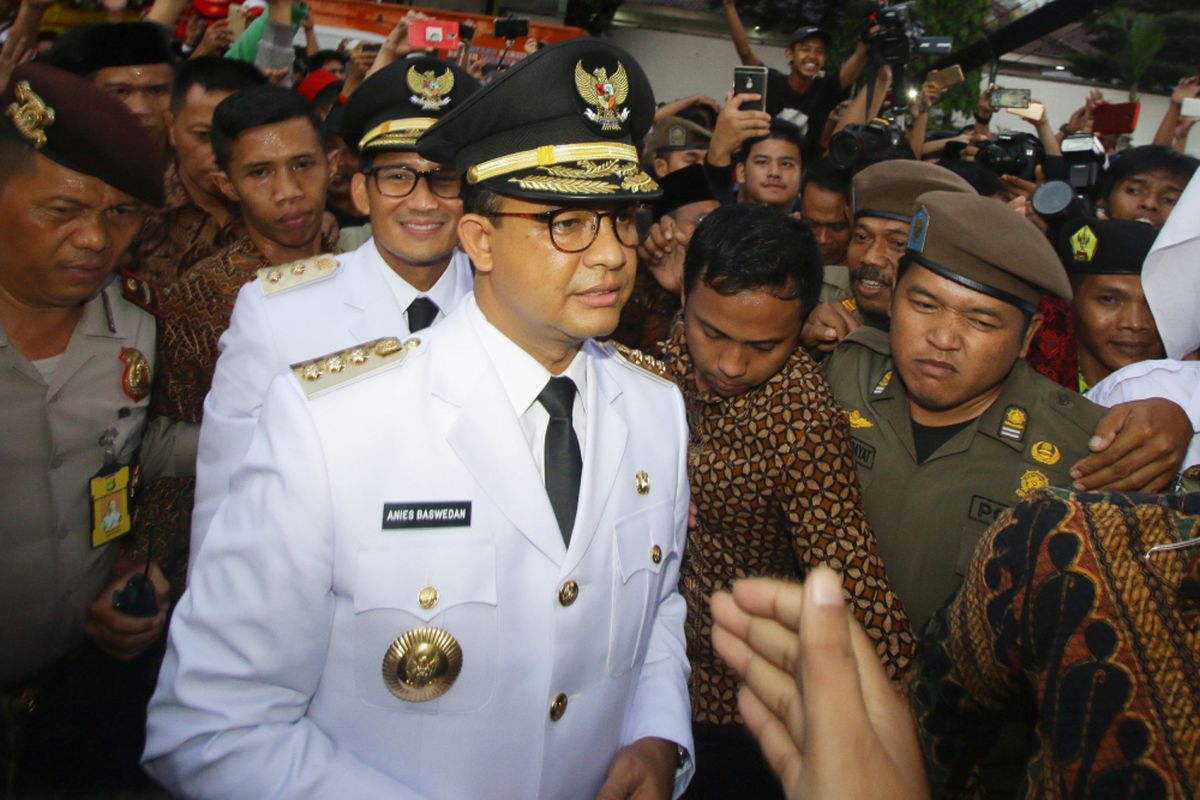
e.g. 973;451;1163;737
291;336;423;398
259;254;340;296
609;341;674;386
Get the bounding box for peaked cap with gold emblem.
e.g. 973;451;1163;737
341;58;480;156
417;37;660;202
905;190;1070;311
1055;217;1157;276
0;63;165;206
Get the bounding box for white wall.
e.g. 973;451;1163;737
607;25;1198;156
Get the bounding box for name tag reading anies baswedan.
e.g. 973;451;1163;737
382;502;473;529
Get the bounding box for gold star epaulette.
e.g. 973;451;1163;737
291;336;422;398
259;254;340;296
122;271;161;316
608;341;674;386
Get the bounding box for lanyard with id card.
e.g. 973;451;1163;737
89;427;132;548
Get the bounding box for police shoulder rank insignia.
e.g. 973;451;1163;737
999;405;1028;441
122;272;160;315
575;60;630;132
871;369;893;396
406;65;455;111
1069;224;1097;262
840;296;858;313
119;347;151;401
291;336;422;398
609;341;673;385
845;409;874;428
1016;469;1050;498
259;254;339;296
908;207;929;253
1030;440;1061;466
6;81;54;149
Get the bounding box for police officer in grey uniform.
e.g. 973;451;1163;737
0;63;168;792
191;58;480;552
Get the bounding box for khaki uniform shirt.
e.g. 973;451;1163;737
0;281;155;687
824;327;1106;627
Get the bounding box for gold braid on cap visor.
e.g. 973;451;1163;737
466;142;641;184
359;118;439;151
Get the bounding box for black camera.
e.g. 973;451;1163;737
861;1;952;67
1032;133;1107;224
975;132;1043;182
828;120;909;171
493;16;529;40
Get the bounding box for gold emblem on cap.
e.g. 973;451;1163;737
635;470;650;495
575;61;630;132
407;65;455;111
6;81;55;150
1016;469;1050;498
1070;224;1097;262
417;585;439;610
1031;440;1061;466
381;626;463;702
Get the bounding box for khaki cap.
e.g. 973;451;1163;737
905;191;1071;311
852;160;974;222
646;116;710;155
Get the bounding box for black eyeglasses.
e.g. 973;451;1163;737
363;165;462;199
488;206;652;253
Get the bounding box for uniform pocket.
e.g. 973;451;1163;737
608;502;676;676
354;537;498;713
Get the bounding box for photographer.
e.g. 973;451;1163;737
722;0;870;156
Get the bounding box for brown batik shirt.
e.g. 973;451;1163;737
127;162;240;287
659;320;914;725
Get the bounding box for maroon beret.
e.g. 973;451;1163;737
2;62;165;206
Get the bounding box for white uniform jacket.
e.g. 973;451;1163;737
191;241;473;554
144;301;695;799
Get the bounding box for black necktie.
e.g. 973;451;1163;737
407;296;439;332
537;377;582;546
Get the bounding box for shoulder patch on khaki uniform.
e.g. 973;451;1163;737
608;342;674;386
291;336;423;398
259;254;340;295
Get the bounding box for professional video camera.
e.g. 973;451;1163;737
860;1;952;67
975;132;1043;182
1032;132;1107;224
828;119;909;171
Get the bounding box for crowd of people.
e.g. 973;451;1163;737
0;2;1198;798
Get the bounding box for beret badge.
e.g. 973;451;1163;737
6;81;55;150
575;60;630;132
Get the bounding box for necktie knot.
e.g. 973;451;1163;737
406;296;439;332
537;376;577;420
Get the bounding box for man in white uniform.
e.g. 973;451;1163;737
144;39;694;799
190;58;479;552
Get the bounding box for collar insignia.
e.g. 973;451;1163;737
6;81;55;149
871;369;893;396
999;405;1028;442
908;207;929;253
407;65;455;111
575;60;630;132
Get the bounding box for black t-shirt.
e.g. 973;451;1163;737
765;68;846;155
911;417;977;464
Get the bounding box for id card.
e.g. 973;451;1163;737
90;465;132;548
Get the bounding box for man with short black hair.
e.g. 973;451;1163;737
735;119;803;210
147;40;694;797
126;85;335;597
128;57;267;286
660;203;912;799
192;57;479;550
1100;145;1197;230
307;48;347;80
648;116;711;178
798;156;852;267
